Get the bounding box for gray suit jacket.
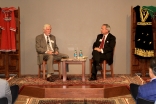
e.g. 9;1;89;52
0;79;12;104
36;34;59;65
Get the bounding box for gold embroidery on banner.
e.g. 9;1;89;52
137;22;152;25
134;48;154;57
149;42;152;44
140;7;149;22
138;39;140;41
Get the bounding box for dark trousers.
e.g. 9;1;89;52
0;97;8;104
10;85;19;104
91;50;106;75
130;83;140;101
137;98;154;104
130;83;154;104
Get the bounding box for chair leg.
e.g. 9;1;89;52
100;63;103;76
103;61;106;80
58;62;61;79
42;62;46;80
89;59;92;77
38;65;41;78
110;64;114;77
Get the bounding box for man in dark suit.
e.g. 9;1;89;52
130;57;156;104
89;24;116;81
36;24;69;82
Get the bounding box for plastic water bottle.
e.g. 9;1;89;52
79;50;83;58
74;50;77;59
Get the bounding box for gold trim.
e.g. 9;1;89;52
134;48;154;57
137;22;152;25
140;6;149;22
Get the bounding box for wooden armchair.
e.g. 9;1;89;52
89;48;115;80
38;60;61;80
89;59;113;79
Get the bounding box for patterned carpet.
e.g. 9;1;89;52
9;74;144;88
7;74;146;104
26;98;129;104
17;94;134;104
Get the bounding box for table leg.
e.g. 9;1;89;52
82;62;85;82
62;61;67;82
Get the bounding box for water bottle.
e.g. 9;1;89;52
74;50;77;59
79;50;83;58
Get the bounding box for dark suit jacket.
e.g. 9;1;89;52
36;34;59;65
137;79;156;101
92;33;116;65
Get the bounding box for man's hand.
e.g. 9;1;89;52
94;47;101;52
54;51;59;55
47;51;54;55
47;51;59;55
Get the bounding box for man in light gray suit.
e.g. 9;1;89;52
36;24;69;82
0;78;19;104
0;78;12;104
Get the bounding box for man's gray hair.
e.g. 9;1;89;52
103;24;111;32
43;24;51;29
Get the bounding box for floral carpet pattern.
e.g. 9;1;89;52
26;98;129;104
9;74;144;88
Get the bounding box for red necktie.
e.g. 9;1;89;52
99;36;105;49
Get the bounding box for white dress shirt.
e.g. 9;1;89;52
44;34;54;52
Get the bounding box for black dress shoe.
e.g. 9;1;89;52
96;65;102;70
61;76;70;80
89;76;97;81
47;76;55;82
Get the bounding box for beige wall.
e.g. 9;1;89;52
0;0;156;75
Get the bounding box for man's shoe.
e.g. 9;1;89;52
96;65;102;70
47;76;55;82
61;76;70;80
89;76;97;81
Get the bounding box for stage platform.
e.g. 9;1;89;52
19;84;130;98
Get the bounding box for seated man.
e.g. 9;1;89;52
0;78;19;104
130;57;156;104
89;24;116;81
36;24;69;82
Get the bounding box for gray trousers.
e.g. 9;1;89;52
43;53;69;74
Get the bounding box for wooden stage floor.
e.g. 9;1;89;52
19;84;130;98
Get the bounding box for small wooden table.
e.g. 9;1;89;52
61;58;87;82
